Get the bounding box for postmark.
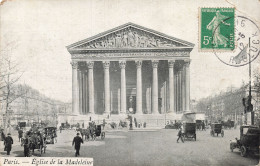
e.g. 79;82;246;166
213;16;260;67
199;8;235;51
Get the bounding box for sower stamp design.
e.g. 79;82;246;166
199;8;235;51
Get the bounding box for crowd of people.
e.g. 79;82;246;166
0;126;58;157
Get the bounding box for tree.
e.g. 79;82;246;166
253;68;260;94
0;40;23;132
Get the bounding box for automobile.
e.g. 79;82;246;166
210;123;224;137
182;122;196;141
230;125;260;157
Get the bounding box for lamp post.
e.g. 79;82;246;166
249;38;254;125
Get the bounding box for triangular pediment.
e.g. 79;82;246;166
67;23;194;51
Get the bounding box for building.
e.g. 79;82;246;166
196;84;260;125
65;23;194;125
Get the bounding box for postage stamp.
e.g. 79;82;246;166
199;8;235;51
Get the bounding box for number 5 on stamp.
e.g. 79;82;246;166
199;8;235;51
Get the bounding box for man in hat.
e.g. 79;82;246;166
18;128;23;142
4;133;13;155
177;128;184;143
72;133;83;157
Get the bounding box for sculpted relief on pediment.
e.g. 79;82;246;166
76;27;184;49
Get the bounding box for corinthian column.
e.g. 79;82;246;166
178;69;182;112
103;61;110;114
168;60;175;113
119;60;126;114
152;60;159;114
84;69;88;114
87;61;94;114
78;68;83;114
185;60;190;111
71;61;79;115
135;60;142;114
182;65;186;112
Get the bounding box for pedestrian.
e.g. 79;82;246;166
72;133;83;157
134;118;137;128
202;121;206;131
177;128;184;143
53;130;57;143
23;134;30;157
4;133;13;155
18;129;23;142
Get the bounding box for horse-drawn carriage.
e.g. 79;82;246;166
21;130;46;157
44;127;57;144
210;123;224;137
79;124;105;141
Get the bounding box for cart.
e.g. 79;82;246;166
210;123;224;137
89;124;105;141
183;123;196;141
44;127;57;144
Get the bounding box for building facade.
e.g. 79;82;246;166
66;23;194;120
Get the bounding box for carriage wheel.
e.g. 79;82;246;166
240;146;247;157
221;130;224;137
101;132;105;140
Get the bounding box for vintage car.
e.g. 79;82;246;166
230;125;260;157
210;123;224;137
182;122;196;141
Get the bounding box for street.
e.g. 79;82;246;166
1;128;259;166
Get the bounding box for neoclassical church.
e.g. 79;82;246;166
64;23;194;125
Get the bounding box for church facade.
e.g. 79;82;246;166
66;23;194;122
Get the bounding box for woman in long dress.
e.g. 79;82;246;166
207;10;231;47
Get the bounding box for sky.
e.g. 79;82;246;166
0;0;260;103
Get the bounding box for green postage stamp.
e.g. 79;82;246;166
199;8;235;51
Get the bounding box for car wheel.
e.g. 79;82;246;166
240;146;247;157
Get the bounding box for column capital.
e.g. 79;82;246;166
102;61;110;69
184;59;191;65
87;61;94;69
135;60;142;68
168;60;175;68
70;61;78;69
152;60;159;68
119;60;126;69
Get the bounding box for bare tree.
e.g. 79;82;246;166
0;40;23;131
253;68;260;93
